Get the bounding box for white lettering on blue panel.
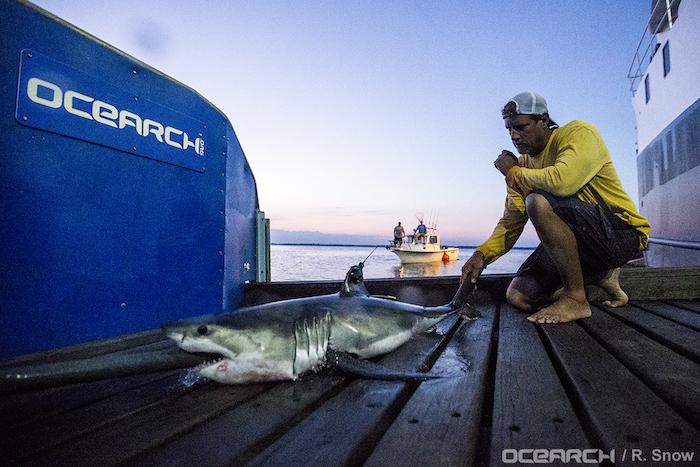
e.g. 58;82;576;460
16;50;206;172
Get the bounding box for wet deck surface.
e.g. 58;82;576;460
1;271;700;466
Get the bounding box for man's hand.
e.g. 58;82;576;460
494;150;518;176
461;251;485;285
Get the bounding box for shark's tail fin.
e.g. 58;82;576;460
449;274;481;320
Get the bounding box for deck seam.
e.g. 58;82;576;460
226;379;352;467
533;322;612;455
473;303;501;467
635;301;700;332
598;304;700;364
579;305;700;432
344;316;466;467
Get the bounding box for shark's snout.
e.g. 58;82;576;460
161;320;180;334
161;320;192;345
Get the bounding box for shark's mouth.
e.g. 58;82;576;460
180;357;226;387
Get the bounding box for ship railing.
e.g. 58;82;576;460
628;0;681;93
648;237;700;250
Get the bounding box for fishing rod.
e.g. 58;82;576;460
361;246;380;265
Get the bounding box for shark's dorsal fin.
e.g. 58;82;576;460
340;262;370;297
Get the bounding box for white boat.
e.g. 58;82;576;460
629;0;700;267
387;226;459;264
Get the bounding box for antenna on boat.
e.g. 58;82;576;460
424;208;439;231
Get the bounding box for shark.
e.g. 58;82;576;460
162;262;479;384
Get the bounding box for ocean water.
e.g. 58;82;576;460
270;244;536;282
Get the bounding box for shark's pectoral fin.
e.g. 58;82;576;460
325;348;439;381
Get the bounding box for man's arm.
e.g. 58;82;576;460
460;150;527;285
506;124;608;197
461;250;484;284
494;150;518;176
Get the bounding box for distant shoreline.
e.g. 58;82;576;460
270;243;536;250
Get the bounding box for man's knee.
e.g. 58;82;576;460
525;192;553;225
506;282;534;311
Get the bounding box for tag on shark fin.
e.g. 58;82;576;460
326;348;439;381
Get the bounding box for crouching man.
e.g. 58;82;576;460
461;92;650;324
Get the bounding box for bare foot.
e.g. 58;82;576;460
598;268;628;307
550;288;562;302
527;293;591;324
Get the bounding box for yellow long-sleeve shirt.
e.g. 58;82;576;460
476;120;650;266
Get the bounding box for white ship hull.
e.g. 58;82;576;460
631;0;700;267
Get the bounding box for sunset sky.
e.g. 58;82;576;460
32;0;651;247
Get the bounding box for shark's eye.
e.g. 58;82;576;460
197;325;208;335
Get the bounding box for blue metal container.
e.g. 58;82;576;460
0;0;260;358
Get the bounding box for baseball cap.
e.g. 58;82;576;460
504;92;558;128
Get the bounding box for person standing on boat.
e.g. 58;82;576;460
414;221;427;243
393;222;405;247
461;92;650;324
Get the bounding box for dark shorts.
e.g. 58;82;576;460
515;190;641;297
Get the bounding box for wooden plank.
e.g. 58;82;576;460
364;305;497;467
581;306;700;427
0;369;177;429
0;346;205;394
632;300;700;331
244;319;458;467
250;267;700;303
0;371;185;465
125;374;348;467
246;274;513;307
490;306;590;463
0;329;165;368
539;320;700;464
14;375;272;467
665;299;700;313
586;267;700;301
601;303;700;364
247;379;410;467
0;335;205;394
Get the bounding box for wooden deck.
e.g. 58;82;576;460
1;268;699;466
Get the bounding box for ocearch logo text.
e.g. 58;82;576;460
26;77;205;157
502;448;615;464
